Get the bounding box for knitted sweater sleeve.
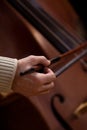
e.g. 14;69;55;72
0;56;18;93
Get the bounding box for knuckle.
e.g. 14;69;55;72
47;82;55;90
29;55;35;60
41;56;45;58
50;82;55;88
41;56;47;60
51;72;56;80
53;74;56;80
29;55;37;62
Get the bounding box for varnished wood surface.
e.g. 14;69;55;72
0;1;87;130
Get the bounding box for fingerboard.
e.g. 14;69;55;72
7;0;85;53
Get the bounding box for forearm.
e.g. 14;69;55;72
0;56;18;93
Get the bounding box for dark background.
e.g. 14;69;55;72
69;0;87;29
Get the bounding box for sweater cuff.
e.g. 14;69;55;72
0;56;18;93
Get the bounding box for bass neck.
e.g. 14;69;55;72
7;0;86;53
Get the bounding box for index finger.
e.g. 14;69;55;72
28;55;51;66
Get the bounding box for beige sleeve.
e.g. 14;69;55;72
0;56;18;93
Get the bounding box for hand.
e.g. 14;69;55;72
12;55;56;97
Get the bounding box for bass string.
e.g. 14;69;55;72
33;1;83;45
18;0;71;50
19;0;85;50
25;0;87;75
30;0;83;44
11;0;87;71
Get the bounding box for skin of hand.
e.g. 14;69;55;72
12;55;56;97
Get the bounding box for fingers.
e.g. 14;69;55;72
30;68;56;84
17;55;56;96
18;55;51;74
31;82;55;96
26;55;51;66
31;90;50;96
38;82;55;92
23;68;56;96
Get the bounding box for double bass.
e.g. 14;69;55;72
0;0;87;130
